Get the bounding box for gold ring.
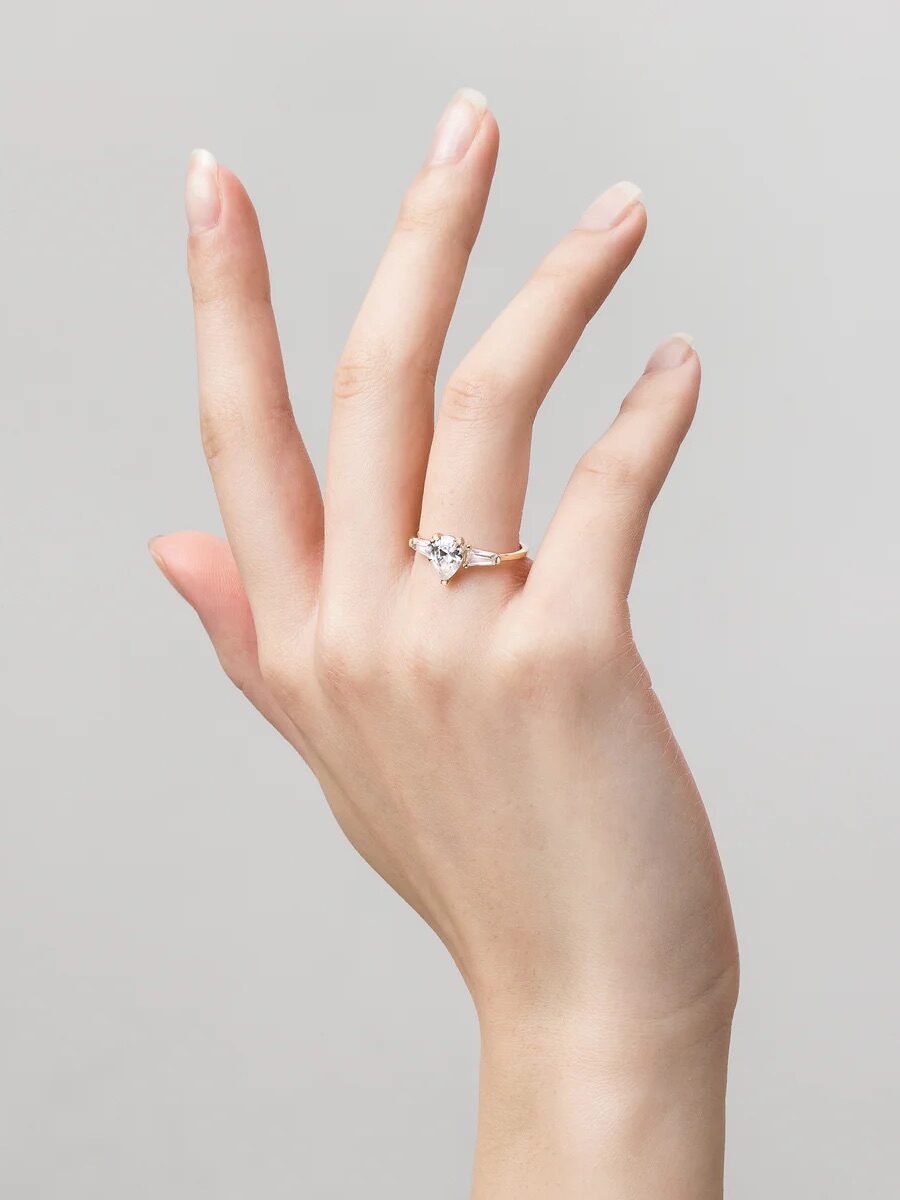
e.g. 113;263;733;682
409;533;528;585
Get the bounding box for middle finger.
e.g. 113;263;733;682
323;90;499;602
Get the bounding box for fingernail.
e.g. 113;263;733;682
185;149;220;234
427;88;487;165
577;181;643;231
644;332;695;372
148;536;173;583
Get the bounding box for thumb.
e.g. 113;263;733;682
149;531;298;747
149;531;257;682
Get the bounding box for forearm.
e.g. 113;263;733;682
472;1021;731;1198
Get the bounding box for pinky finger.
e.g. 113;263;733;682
149;531;301;747
525;334;700;623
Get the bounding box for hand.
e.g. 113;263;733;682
152;90;738;1196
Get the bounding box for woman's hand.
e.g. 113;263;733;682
152;90;738;1196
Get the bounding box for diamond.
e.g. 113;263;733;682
464;546;501;568
429;534;465;581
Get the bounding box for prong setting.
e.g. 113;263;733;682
409;532;528;586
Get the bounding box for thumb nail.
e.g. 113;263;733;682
148;536;178;590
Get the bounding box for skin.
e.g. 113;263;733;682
151;90;739;1196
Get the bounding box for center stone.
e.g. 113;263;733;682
430;534;465;581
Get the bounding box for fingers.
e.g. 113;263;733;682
186;151;322;641
416;182;647;564
148;532;300;745
525;335;701;623
324;90;499;593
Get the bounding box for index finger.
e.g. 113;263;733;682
186;151;323;642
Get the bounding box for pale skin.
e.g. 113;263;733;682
151;89;739;1196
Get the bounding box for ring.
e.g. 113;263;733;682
409;533;528;585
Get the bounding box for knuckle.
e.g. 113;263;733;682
400;631;456;691
565;281;599;331
312;628;352;692
575;447;644;502
256;640;298;703
622;380;699;443
395;190;446;239
313;621;380;697
496;624;581;686
494;608;636;697
188;276;231;311
395;183;476;256
491;630;539;687
186;252;224;308
188;250;272;311
441;369;512;426
529;249;600;329
198;404;236;467
530;257;581;304
490;631;572;707
198;393;296;470
332;350;388;406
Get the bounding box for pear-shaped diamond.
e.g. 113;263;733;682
430;534;465;581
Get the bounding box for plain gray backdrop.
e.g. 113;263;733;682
2;0;898;1195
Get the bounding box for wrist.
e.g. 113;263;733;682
472;1015;732;1199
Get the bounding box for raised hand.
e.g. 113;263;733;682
152;90;737;1197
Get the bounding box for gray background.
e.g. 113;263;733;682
2;0;898;1195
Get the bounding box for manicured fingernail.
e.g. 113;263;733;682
185;149;220;233
577;181;643;231
644;332;695;372
149;536;190;601
148;536;173;582
427;88;487;165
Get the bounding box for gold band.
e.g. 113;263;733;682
491;543;528;563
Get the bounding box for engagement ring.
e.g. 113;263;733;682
409;533;527;585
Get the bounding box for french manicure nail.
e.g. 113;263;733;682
185;148;220;234
427;88;487;165
577;181;643;231
644;332;696;372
